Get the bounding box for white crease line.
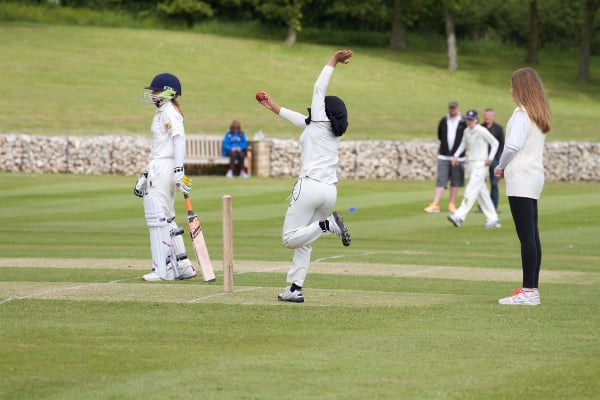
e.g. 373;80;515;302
314;252;373;263
0;297;15;305
234;266;289;275
399;267;450;277
187;286;264;303
0;277;141;305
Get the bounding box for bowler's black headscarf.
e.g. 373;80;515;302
305;95;348;137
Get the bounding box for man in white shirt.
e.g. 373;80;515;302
447;109;501;228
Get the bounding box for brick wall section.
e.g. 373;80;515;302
1;134;598;181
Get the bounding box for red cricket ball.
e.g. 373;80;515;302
255;91;266;102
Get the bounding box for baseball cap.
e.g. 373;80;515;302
465;109;478;120
448;101;458;108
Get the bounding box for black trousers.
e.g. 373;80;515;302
508;196;541;288
227;151;245;172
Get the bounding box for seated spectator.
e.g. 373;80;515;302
222;120;248;178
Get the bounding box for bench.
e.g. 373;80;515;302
185;135;252;174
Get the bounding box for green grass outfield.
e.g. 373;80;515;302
1;22;599;141
0;174;599;399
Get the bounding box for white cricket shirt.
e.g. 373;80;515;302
149;101;185;161
454;124;499;163
278;65;340;185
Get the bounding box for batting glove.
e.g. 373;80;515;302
174;167;192;194
133;171;148;197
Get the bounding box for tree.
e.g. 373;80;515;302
578;0;599;81
444;0;458;70
389;0;407;49
255;0;307;46
388;0;431;50
526;0;540;64
156;0;213;27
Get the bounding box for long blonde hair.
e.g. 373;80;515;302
172;97;184;118
511;67;551;133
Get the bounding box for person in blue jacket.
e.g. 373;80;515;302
222;120;249;178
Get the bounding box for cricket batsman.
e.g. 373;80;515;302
134;72;197;281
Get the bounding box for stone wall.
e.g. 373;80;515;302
264;138;600;182
266;139;440;180
1;134;599;181
0;135;149;175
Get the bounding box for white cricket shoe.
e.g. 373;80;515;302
447;214;463;227
142;270;174;282
327;211;351;246
498;288;540;306
277;287;304;303
176;262;197;280
142;272;162;282
485;220;502;228
142;263;175;281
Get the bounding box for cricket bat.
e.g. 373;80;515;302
183;193;216;282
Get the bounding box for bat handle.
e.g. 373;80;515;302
183;192;193;213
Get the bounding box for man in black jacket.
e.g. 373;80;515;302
424;101;467;213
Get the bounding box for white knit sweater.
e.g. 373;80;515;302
501;108;546;199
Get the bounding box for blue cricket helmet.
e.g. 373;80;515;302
145;73;182;96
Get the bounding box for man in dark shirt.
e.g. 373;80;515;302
424;101;467;213
481;108;505;211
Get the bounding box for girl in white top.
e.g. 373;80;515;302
135;73;196;282
448;109;500;228
494;67;551;306
257;50;353;303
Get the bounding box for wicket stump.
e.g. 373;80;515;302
222;195;234;293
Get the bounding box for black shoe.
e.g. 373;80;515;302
327;211;351;246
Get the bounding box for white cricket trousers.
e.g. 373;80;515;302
146;158;176;219
283;177;337;287
454;161;498;224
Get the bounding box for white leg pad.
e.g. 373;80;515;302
144;196;173;280
169;221;196;279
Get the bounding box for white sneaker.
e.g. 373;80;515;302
277;287;304;303
176;262;197;280
447;214;463;227
142;270;174;282
498;288;540;306
327;211;351;246
485;220;501;228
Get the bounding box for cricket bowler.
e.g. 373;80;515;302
256;50;353;303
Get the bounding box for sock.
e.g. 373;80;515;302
318;220;329;232
290;283;302;292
